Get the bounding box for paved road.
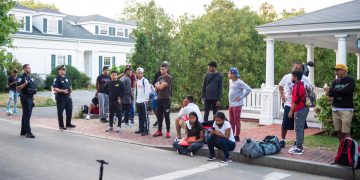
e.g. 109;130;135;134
0;120;336;180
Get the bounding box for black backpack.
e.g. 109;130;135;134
259;135;281;156
334;137;360;178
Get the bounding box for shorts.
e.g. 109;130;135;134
332;110;353;133
92;97;99;106
179;118;187;129
282;105;308;130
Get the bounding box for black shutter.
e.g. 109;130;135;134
43;18;47;33
25;16;30;31
58;20;63;34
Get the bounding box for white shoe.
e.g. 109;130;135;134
129;123;134;128
288;146;296;153
115;127;121;133
188;152;194;157
85;114;91;120
105;127;113;132
123;123;129;127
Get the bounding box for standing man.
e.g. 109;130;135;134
96;66;111;123
152;61;170;127
7;69;19;115
125;65;136;126
202;61;223;122
153;64;172;138
53;65;76;130
325;64;355;142
103;71;125;132
228;67;252;142
17;64;36;138
120;68;132;127
278;62;312;148
134;67;151;136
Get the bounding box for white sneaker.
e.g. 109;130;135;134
115;127;121;133
105;127;113;132
123;123;129;127
129;123;134;128
188;152;194;157
288;146;296;153
85;114;91;120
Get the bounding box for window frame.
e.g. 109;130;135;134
48;19;58;34
99;25;108;35
116;27;124;37
56;55;66;66
103;57;111;67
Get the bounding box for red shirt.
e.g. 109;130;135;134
291;81;306;112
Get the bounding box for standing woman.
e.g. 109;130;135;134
207;112;236;163
173;112;204;157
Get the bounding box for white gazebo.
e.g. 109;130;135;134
255;0;360;125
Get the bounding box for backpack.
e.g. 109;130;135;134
259;135;281;156
304;85;316;108
81;105;89;114
203;126;212;144
240;139;264;159
334;137;360;177
142;78;157;101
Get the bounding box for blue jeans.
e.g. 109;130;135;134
173;141;204;155
6;90;19;113
207;136;236;159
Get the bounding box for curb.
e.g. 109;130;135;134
2;119;358;179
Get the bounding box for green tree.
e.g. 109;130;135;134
19;0;59;10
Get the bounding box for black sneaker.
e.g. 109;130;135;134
153;121;158;127
26;133;35;138
135;130;143;134
221;158;232;163
234;136;240;142
279;140;285;148
141;131;149;136
208;155;216;161
100;118;108;123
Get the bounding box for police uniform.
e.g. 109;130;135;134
53;65;75;129
17;72;37;138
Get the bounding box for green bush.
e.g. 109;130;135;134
45;65;90;90
315;80;360;139
32;73;45;91
0;70;7;92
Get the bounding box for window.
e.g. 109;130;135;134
57;55;66;65
116;27;124;37
48;19;57;33
16;16;25;31
103;57;111;66
100;26;108;35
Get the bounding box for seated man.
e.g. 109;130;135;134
175;95;203;140
85;95;99;120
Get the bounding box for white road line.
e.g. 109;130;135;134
263;172;291;180
144;162;228;180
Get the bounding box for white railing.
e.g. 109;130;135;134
242;89;262;112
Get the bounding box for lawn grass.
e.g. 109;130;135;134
289;135;360;151
0;93;56;108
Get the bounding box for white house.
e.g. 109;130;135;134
7;4;136;84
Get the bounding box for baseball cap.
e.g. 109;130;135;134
136;67;144;73
331;64;348;71
229;67;240;78
161;61;169;66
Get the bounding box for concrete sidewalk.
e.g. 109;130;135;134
1;112;358;179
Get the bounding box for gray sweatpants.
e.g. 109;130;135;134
294;108;309;148
98;93;109;119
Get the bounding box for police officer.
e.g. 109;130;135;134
53;65;76;130
16;64;36;138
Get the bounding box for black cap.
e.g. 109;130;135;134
57;65;66;70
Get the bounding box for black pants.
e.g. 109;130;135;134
20;95;33;134
136;102;149;133
204;99;218;122
122;103;131;124
157;99;171;131
109;101;122;127
56;96;73;128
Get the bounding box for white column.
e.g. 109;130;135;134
265;38;275;88
306;44;315;85
336;34;348;65
259;37;279;125
357;53;360;80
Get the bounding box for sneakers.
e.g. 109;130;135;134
208;155;216;161
100;118;108;123
26;133;35;138
135;130;143;134
279;140;285;148
115;126;121;133
221;158;232;163
106;127;113;132
152;130;163;137
165;131;171;138
129;123;134;128
234;136;240;142
85;114;91;120
123;123;129;127
289;147;304;155
188;152;194;157
141;131;149;136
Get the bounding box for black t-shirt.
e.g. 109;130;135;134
97;74;111;93
8;76;17;91
103;80;126;102
187;122;203;140
329;76;355;108
52;75;72;97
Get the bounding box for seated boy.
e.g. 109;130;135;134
85;96;99;120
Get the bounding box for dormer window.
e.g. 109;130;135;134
116;27;124;37
42;18;63;34
48;19;57;33
10;14;31;32
99;25;108;35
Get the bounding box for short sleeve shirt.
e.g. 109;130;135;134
157;74;172;99
97;74;111;93
186;123;203;140
213;121;235;142
53;75;72;96
279;74;312;107
8;76;17;91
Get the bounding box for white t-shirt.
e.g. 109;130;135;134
279;74;313;107
177;103;203;123
213;121;235;142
